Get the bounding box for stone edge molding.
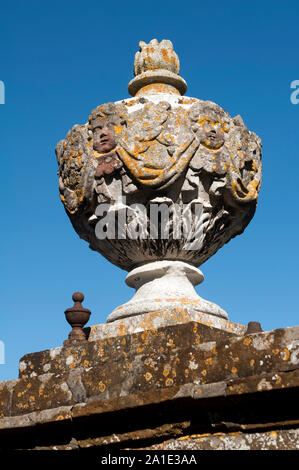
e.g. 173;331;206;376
0;323;298;450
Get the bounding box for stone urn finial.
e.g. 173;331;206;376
134;39;180;75
128;38;187;96
56;39;262;325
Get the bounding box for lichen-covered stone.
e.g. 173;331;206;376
0;323;297;429
55;39;262;323
0;322;298;450
88;308;246;342
11;373;72;416
0;380;17;418
56;94;261;273
143;429;299;450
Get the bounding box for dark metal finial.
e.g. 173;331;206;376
245;321;263;335
63;292;91;346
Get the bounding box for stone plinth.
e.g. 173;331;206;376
0;316;298;450
88;308;245;342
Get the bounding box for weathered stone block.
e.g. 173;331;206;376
0;380;17;418
11;373;72;416
0;322;298;450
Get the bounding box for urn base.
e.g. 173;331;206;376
107;261;228;323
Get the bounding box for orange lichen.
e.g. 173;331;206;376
243;337;252;346
98;381;106;393
55;414;67;421
281;348;290;361
165;378;173;387
145;372;152;382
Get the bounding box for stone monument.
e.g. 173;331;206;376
56;39;262;323
2;40;297;453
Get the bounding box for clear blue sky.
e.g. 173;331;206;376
1;0;298;381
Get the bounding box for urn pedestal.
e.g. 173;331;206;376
107;261;227;322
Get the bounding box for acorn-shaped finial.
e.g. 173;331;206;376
245;321;263;335
134;39;180;76
63;292;91;346
128;39;187;97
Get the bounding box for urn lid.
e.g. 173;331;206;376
128;39;187;97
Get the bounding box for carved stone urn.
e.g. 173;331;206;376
56;39;262;323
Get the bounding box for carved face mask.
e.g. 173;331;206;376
92;119;117;153
200;120;224;150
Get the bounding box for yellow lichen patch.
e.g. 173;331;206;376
98;381;106;393
125;99;138;107
55;414;67;421
273;375;282;385
243;337;252;346
166;338;175;348
270;431;278;438
18;403;29;410
201;369;207;376
136;83;180;96
281;348;290;361
140;330;151;343
165;378;173;387
231;366;238;374
180;97;197;105
177;435;192;441
250;359;255;367
115;322;127;337
26;383;32;389
145;372;152;382
272;348;280;355
83;360;90;368
113;124;122;135
205;357;213;366
163;364;171;377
